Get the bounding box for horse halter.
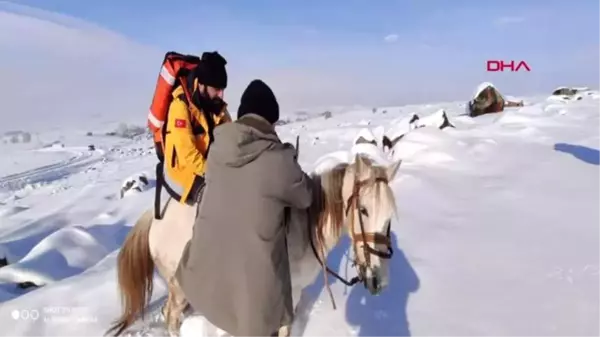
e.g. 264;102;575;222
308;172;394;296
345;175;394;282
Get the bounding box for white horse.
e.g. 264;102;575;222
107;153;401;336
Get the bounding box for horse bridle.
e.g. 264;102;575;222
347;176;394;281
308;174;394;291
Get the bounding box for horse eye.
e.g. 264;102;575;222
359;206;368;217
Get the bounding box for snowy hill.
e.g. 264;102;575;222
0;90;598;336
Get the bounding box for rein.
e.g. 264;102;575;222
307;174;393;310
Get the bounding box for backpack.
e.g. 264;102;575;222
148;52;204;220
148;51;202;162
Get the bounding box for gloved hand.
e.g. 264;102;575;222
283;138;300;160
283;142;295;151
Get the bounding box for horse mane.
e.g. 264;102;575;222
359;157;398;218
368;164;398;217
308;155;398;249
309;162;349;246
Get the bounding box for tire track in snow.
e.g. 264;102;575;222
0;148;107;192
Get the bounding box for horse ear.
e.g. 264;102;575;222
386;160;402;181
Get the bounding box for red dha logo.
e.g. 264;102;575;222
487;60;531;72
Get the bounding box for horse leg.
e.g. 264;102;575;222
278;325;291;337
148;199;196;335
161;288;172;322
165;277;189;336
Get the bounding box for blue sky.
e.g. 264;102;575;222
1;0;599;127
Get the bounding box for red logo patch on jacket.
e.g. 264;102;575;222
175;119;187;128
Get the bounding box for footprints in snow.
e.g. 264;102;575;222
109;146;155;159
1;144;154;202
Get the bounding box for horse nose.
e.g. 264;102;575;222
371;274;379;290
365;266;383;295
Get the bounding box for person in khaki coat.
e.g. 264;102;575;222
175;79;313;336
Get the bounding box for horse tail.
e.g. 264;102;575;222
107;209;155;336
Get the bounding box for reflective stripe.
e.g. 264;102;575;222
160;65;176;85
147;110;164;129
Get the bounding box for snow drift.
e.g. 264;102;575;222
0;90;598;336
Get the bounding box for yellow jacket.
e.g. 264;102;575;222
162;85;231;203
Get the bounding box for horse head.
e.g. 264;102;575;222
341;154;401;295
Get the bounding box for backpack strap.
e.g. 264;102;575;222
177;91;218;157
187;74;217;143
181;74;219;156
154;161;164;219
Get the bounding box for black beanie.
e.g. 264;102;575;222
237;79;280;124
196;51;228;89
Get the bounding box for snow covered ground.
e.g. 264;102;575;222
0;91;598;336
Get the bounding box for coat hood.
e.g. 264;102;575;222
209;114;281;168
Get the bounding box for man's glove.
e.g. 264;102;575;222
283;141;299;160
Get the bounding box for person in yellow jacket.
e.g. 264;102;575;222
161;51;231;206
